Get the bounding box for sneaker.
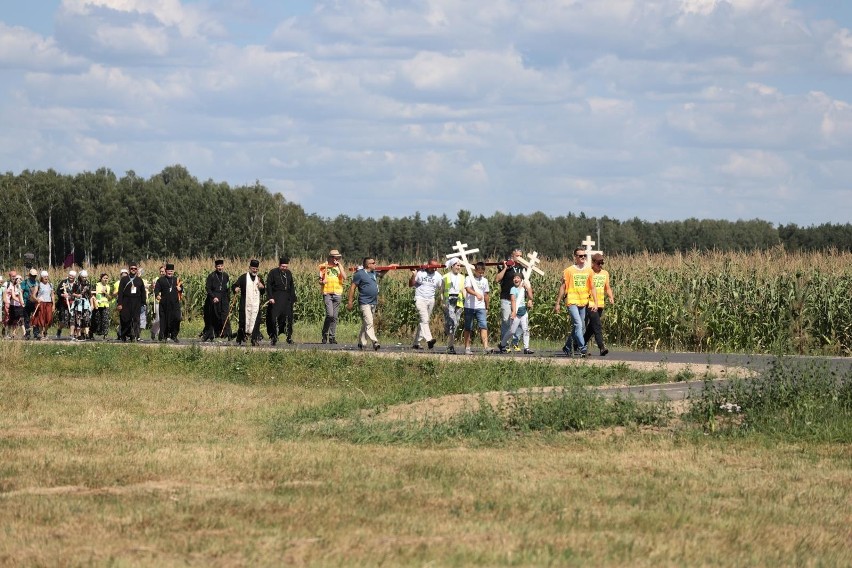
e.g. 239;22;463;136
600;348;609;357
373;342;380;351
464;348;473;355
329;338;337;344
523;348;535;354
561;345;571;357
358;343;364;350
270;336;278;346
577;350;587;358
411;344;423;350
321;336;327;344
427;339;437;350
513;344;521;352
447;346;456;354
286;337;294;344
498;346;509;354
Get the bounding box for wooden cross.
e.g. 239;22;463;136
446;240;481;293
515;250;545;282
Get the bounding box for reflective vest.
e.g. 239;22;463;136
95;282;111;308
587;270;609;308
319;263;345;295
443;272;465;308
563;265;591;306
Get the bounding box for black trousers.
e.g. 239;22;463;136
584;307;606;351
119;301;142;340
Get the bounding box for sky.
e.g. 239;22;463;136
2;0;851;226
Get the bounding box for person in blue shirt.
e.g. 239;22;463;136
347;257;381;351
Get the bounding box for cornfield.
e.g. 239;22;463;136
29;247;852;355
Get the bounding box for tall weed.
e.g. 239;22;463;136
687;358;852;442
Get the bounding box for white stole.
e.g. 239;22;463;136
244;272;261;330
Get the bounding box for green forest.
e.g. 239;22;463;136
2;165;850;268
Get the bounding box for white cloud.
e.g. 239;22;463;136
825;28;852;72
0;23;86;70
61;0;223;38
719;150;790;178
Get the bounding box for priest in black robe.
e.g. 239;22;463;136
202;259;231;341
266;257;298;345
153;263;183;342
232;259;265;346
116;262;147;342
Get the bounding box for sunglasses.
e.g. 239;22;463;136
576;254;586;258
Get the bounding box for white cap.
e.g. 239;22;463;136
40;270;49;277
120;268;129;274
79;270;88;278
68;270;77;277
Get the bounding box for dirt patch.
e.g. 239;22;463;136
361;385;697;425
361;361;750;425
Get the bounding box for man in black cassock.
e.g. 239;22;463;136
202;259;231;341
153;263;183;342
266;257;297;345
117;262;147;342
232;259;265;346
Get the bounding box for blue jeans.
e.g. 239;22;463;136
564;304;587;353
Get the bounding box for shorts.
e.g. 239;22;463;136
463;308;487;331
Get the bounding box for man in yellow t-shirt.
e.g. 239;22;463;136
553;247;591;357
584;253;615;356
318;249;346;344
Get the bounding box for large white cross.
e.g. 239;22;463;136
581;235;602;264
446;240;481;293
515;250;545;282
581;235;596;257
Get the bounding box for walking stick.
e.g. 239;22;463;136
219;295;238;338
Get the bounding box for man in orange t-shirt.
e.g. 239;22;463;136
553;247;591;357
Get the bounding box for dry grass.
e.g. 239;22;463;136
0;346;850;566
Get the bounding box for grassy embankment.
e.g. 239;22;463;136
1;341;849;565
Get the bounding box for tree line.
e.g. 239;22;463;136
1;165;848;268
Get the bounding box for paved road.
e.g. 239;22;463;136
37;336;851;401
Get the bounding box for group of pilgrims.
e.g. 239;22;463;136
1;245;613;356
0;258;296;347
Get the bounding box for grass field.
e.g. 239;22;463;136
1;341;849;566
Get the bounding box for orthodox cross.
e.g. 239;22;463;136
446;240;481;293
581;235;602;265
516;250;545;282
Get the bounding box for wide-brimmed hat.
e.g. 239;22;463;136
328;249;342;257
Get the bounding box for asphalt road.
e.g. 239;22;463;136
36;336;851;401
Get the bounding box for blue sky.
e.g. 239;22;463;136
2;0;851;225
